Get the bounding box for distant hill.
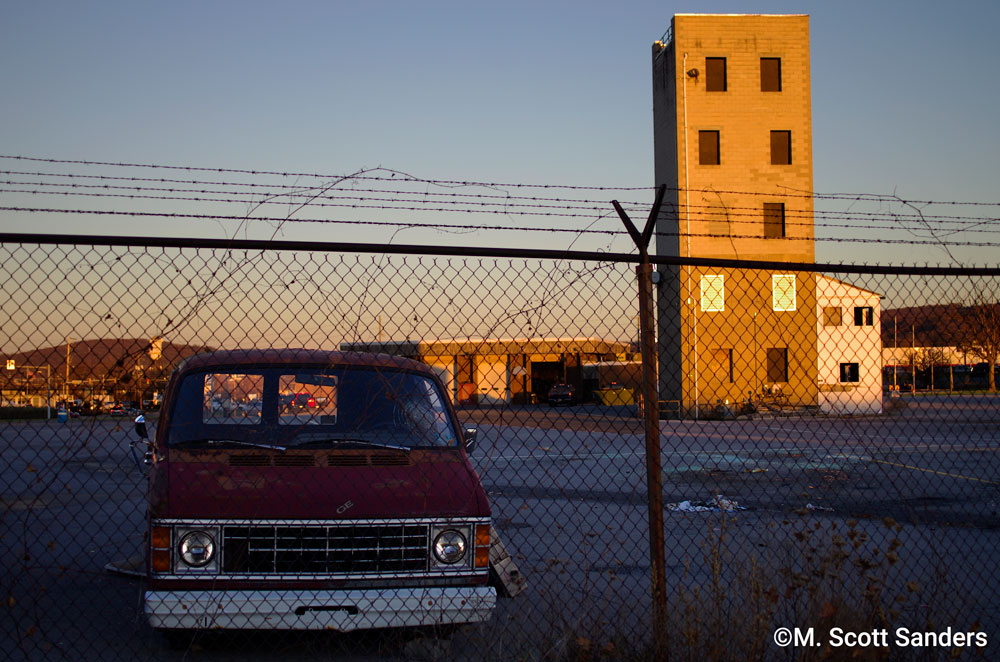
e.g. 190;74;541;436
2;338;214;382
881;305;962;348
882;303;1000;348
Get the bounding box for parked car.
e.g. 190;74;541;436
547;383;576;406
281;391;316;411
79;400;104;416
140;348;499;636
109;403;126;417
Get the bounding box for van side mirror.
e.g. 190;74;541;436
463;427;478;453
134;416;148;440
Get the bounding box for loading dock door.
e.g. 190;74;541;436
531;361;563;402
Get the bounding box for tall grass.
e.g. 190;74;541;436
528;514;985;662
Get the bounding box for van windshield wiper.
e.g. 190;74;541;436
293;437;411;452
171;438;287;452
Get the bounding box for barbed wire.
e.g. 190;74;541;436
0;170;654;207
3;156;999;260
5;205;1000;248
0;155;651;192
3;185;1000;237
3;155;999;207
3;170;998;231
4;173;1000;233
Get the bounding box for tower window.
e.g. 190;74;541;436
710;348;735;383
699;130;720;165
764;202;786;238
771;131;792;165
854;306;874;326
772;274;797;312
766;348;789;383
840;362;860;383
761;58;782;92
706;57;727;92
700;275;724;312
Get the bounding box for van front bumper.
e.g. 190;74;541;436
145;586;496;631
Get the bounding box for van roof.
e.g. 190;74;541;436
175;348;432;375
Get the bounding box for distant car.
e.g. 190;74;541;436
109;404;126;417
80;401;103;416
233;400;263;418
547;384;576;406
282;392;317;412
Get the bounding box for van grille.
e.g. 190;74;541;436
221;524;428;575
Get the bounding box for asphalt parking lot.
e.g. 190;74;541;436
2;394;998;660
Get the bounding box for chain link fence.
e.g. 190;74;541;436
2;237;998;661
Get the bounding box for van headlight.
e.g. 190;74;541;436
178;530;216;567
432;530;467;564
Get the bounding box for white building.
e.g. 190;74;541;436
816;276;883;414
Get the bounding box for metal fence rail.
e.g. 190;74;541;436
1;235;998;661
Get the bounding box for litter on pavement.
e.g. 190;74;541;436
666;494;746;512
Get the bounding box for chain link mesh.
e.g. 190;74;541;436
1;240;997;660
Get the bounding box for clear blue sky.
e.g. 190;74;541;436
1;0;998;265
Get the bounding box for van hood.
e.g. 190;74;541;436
154;449;489;520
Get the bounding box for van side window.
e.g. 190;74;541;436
203;373;264;424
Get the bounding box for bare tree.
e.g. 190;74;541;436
957;290;1000;392
904;347;947;373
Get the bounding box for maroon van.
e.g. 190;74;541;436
140;349;496;633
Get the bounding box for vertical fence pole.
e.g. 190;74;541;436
637;261;667;643
612;187;668;649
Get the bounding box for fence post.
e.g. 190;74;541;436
637;261;667;641
613;188;668;651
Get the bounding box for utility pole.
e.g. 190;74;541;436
65;336;77;401
892;315;899;395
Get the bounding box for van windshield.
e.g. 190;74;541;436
167;366;459;449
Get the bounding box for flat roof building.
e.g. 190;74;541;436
341;337;631;405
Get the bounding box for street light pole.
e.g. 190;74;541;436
65;336;78;403
892;315;899;395
65;337;71;400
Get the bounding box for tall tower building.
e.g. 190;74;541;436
652;14;818;416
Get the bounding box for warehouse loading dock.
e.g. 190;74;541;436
340;338;633;406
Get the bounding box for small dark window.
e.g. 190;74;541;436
766;347;788;383
761;58;782;92
840;362;860;383
764;202;786;238
823;307;842;327
706;57;727;92
853;306;874;326
699;130;720;165
770;130;791;165
709;348;734;383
